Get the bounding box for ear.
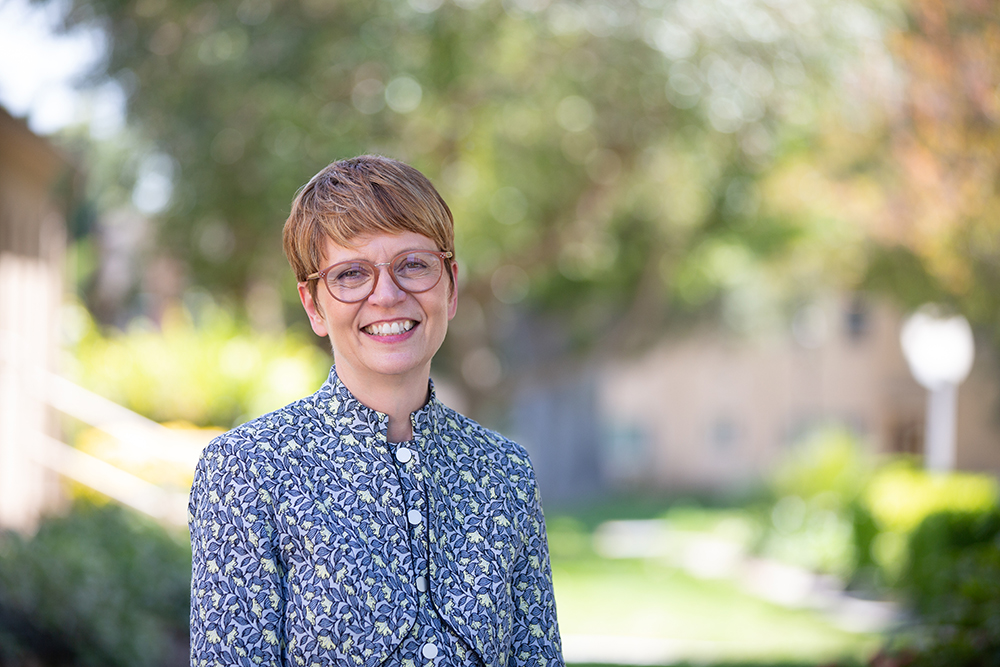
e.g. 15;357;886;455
447;261;459;321
298;282;330;337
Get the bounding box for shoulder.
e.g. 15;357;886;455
430;403;547;542
434;401;537;479
227;392;327;443
195;394;321;483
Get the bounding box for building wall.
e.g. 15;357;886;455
956;344;1000;475
0;108;69;531
598;295;1000;493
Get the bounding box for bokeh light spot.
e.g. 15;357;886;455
491;265;530;304
385;76;423;113
352;79;386;114
490;187;528;225
556;95;595;132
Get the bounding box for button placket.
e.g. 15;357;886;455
394;437;455;663
395;441;431;598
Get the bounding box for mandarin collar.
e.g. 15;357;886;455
319;365;441;439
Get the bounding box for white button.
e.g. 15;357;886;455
421;642;438;659
407;509;422;525
416;575;428;592
395;446;413;463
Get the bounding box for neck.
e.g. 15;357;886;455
335;363;430;443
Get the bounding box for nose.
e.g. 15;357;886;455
367;264;406;305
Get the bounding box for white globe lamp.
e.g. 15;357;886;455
900;308;975;471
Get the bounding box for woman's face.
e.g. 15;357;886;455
297;231;458;391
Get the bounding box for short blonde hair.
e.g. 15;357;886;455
283;155;455;301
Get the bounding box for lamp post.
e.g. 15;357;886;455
899;308;975;471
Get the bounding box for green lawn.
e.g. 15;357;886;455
547;503;881;667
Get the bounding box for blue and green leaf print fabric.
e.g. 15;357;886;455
189;366;563;667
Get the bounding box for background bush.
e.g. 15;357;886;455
0;501;190;667
65;300;330;429
757;428;873;579
898;510;1000;667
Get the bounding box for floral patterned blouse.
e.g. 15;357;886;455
189;366;564;667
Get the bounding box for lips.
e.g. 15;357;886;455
362;319;417;336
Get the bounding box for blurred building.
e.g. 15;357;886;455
518;294;1000;503
0;106;71;531
598;294;1000;494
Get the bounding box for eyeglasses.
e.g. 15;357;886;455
304;250;453;303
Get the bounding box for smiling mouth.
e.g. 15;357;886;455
362;320;417;336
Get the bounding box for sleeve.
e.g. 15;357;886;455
189;440;285;667
509;462;564;667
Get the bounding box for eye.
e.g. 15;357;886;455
395;253;434;276
331;262;373;285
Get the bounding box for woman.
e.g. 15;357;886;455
188;155;564;666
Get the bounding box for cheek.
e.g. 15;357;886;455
324;309;353;339
310;295;357;342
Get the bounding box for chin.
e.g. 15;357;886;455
362;356;430;378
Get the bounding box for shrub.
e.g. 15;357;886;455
899;510;1000;667
758;427;874;578
859;463;998;585
0;501;190;667
65;300;329;429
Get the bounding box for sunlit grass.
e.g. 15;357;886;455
553;558;877;664
547;502;881;667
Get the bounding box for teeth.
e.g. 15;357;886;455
364;320;415;336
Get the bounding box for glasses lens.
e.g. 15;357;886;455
392;252;442;292
327;261;375;301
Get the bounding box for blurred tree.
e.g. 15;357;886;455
888;0;1000;332
41;0;890;407
801;0;1000;336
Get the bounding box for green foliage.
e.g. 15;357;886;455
863;463;998;535
612;438;1000;664
899;510;1000;667
703;431;1000;664
759;492;857;578
595;431;1000;667
43;0;892;384
66;299;330;428
850;0;1000;334
758;428;875;578
771;428;874;504
752;428;1000;593
860;462;998;583
861;245;950;315
905;510;1000;614
0;501;190;667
